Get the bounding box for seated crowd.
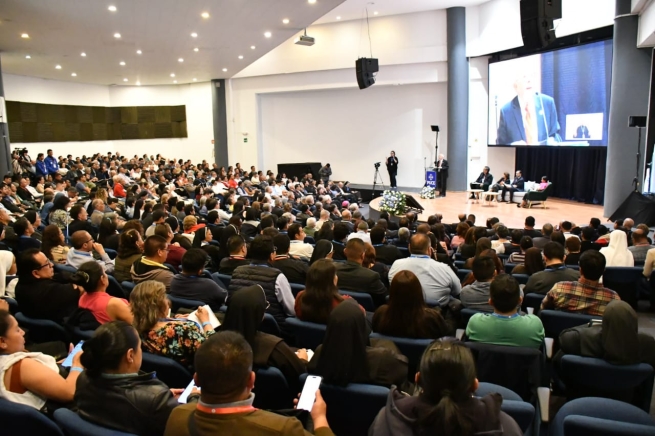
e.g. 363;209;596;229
0;150;653;435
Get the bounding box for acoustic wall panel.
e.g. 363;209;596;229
6;101;187;143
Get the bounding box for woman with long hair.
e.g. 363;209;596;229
41;224;69;264
294;259;346;323
114;229;144;283
451;222;470;250
309;240;333;265
373;270;450;339
221;285;306;394
75;321;181;436
511;247;545;275
370;339;522;435
74;261;132;325
314;221;334;242
98;216;119;250
132;199;145;221
49;195;72;231
140;202;153;222
457;227;477;260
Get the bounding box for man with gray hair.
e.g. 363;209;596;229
316;209;330;229
393;227;411;249
470;166;493;198
303;217;317;237
347;221;371;244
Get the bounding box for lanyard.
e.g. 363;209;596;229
196;404;256;414
410;255;430;259
491;313;520;319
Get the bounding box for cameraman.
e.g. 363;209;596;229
386;151;398;188
319;163;331;186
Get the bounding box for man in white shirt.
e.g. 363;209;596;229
287;223;314;259
388;233;461;305
316;209;330;230
347;221;372;244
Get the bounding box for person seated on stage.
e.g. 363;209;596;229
469;166;493;198
499;170;524;203
490;171;511;192
517;176;549;208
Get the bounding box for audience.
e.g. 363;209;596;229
308;300;409;389
369;339;522;436
76;321;181;435
309;239;334;265
532;223;553;250
75;261;132;324
41;224;70;264
507;235;533;264
389;233;460;306
13;217;41;254
510;247;544;275
272;234;309;285
164;331;334;436
218;234;250;274
466;275;545;349
628;229;651;263
130;280;214;367
67;230;115;274
114;229;144;283
541;250;620;315
131;235;175;290
524;242;580;295
373;270;451;339
169;248;227;311
154;223;186;270
460;256;497;313
600;230;634;267
335;238;388;307
564;236;582;266
288;223;314;259
370;226;402;265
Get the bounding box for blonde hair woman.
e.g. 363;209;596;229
130;281;214;367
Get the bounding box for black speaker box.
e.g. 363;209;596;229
520;0;562;49
356;58;379;90
629;116;647;128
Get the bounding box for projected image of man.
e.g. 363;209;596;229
496;73;562;146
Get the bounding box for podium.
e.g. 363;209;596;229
425;168;438;190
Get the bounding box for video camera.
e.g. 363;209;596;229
374;162;381;169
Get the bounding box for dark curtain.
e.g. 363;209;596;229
515;147;606;204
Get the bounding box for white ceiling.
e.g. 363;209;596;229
0;0;346;86
314;0;490;24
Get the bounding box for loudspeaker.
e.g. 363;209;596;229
356;58;379;90
629;116;647;128
520;0;562;49
431;125;440;132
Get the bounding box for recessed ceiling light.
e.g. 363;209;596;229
193;47;199;52
191;32;198;38
81;52;86;57
178;58;184;63
21;33;29;39
264;31;271;38
136;50;142;54
193;78;197;81
114;33;121;38
173;80;177;84
222;68;227;72
282;18;290;24
25;55;31;59
170;73;175;77
108;5;117;12
123;78;128;82
336;16;341;20
136;81;141;86
55;65;62;69
308;0;316;3
71;73;77;77
201;12;210;19
251;45;256;50
374;11;378;15
119;61;126;66
238;55;243;59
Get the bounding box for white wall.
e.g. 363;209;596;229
2;74;214;163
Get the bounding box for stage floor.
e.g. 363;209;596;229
369;191;607;230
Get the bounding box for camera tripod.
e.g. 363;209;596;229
372;165;386;198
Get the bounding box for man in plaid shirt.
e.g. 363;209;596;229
541;250;620;316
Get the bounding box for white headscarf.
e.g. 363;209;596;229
600;230;634;267
0;251;15;297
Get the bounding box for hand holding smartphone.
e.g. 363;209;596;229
297;376;322;411
61;341;84;368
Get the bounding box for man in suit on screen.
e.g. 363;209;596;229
496;74;562;146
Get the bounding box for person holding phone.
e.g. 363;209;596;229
76;321;188;436
0;308;83;411
164;331;334;436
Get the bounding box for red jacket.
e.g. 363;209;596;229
113;183;126;198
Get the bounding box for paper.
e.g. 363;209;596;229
187;305;221;329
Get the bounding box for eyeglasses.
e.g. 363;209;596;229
35;259;53;270
84;238;94;245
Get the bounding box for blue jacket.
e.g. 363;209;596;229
44;156;59;174
35;160;47;177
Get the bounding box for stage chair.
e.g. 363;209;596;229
524;183;554;208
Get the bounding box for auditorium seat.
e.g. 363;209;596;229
540;310;599;340
369;332;431;377
286;317;326;350
339;290;375;312
167;295;206;312
15;312;71;343
252;366;295;410
603;267;643;309
0;397;64;436
140;352;192;388
53;408;137;436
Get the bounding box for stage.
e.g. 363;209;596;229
368;191;607;229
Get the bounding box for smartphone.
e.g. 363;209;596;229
61;341;84;368
297;375;322;411
178;379;200;404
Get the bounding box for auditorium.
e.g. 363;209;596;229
0;0;654;435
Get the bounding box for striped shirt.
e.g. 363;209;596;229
540;277;620;316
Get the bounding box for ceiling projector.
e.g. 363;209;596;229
295;30;315;46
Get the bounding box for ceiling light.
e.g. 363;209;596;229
25;55;31;59
251;45;256;50
178;58;184;62
173;80;177;84
193;78;197;81
222;68;227;72
119;61;126;66
114;33;121;38
374;11;378;15
238;55;243;59
264;31;271;38
191;32;198;38
21;33;29;39
170;73;175;77
123;78;128;82
336;16;341;20
81;52;86;57
201;12;210;19
136;81;141;86
71;73;77;77
55;65;62;69
308;0;316;3
136;50;142;54
283;18;290;24
193;47;199;52
108;5;117;12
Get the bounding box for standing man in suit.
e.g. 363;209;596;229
469;166;493;198
496;74;562;145
386;151;398;189
436;154;448;197
499;170;525;203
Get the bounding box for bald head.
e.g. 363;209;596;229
409;233;431;255
624;218;634;230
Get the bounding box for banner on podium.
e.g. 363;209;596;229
425;170;437;189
